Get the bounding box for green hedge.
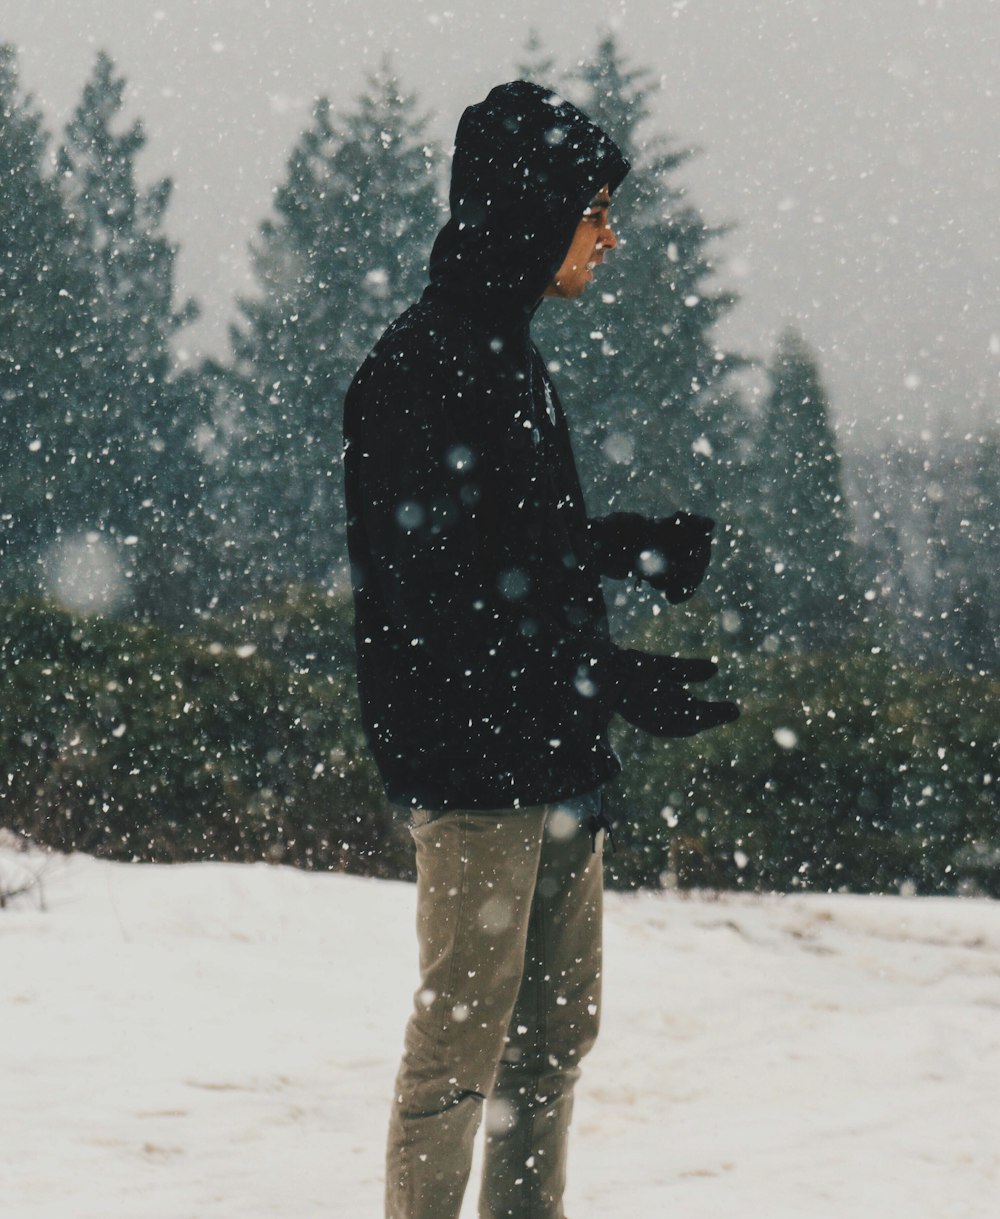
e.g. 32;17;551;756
0;596;411;878
603;646;1000;895
3;594;997;895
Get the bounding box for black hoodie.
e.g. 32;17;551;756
343;81;631;810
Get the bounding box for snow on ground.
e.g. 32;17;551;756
2;846;999;1219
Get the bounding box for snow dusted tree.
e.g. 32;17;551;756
58;51;203;622
756;328;859;651
0;44;91;593
532;32;746;524
920;433;1000;674
223;64;439;597
845;431;1000;674
515;29;557;86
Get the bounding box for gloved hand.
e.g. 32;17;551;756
641;512;715;603
612;648;740;738
588;511;716;603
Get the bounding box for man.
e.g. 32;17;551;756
344;81;738;1219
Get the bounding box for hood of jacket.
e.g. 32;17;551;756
426;80;630;328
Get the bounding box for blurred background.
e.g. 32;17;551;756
1;0;997;896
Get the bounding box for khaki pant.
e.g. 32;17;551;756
386;792;605;1219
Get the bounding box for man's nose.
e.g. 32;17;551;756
598;223;617;251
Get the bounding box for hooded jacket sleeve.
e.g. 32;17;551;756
584;511;716;604
584;513;651;579
346;348;620;718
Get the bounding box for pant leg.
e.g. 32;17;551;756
479;792;605;1219
386;807;549;1219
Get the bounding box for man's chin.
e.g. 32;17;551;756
544;282;587;301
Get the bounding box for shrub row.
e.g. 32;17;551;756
605;648;1000;895
3;594;997;895
0;596;410;878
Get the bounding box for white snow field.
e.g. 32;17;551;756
2;845;998;1219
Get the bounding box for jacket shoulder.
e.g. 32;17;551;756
349;301;473;400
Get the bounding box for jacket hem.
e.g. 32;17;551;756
382;753;622;813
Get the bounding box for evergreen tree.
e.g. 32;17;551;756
0;44;91;594
756;328;858;651
532;32;746;524
519;32;753;648
692;386;772;648
844;442;921;657
515;29;556;85
224;64;440;598
921;434;1000;674
58;51;203;623
847;432;1000;675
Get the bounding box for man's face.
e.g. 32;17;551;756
544;185;616;300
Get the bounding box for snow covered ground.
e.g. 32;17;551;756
2;845;998;1219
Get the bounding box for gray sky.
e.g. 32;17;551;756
4;0;997;445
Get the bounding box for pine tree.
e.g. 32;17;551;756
920;433;1000;674
518;32;753;650
844;441;920;657
756;328;858;651
58;51;202;623
515;29;556;85
691;386;772;647
853;432;1000;674
223;64;440;598
531;32;746;524
0;44;92;594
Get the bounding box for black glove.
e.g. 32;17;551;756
642;512;715;603
613;648;740;738
589;511;715;603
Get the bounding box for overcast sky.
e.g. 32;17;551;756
4;0;996;445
